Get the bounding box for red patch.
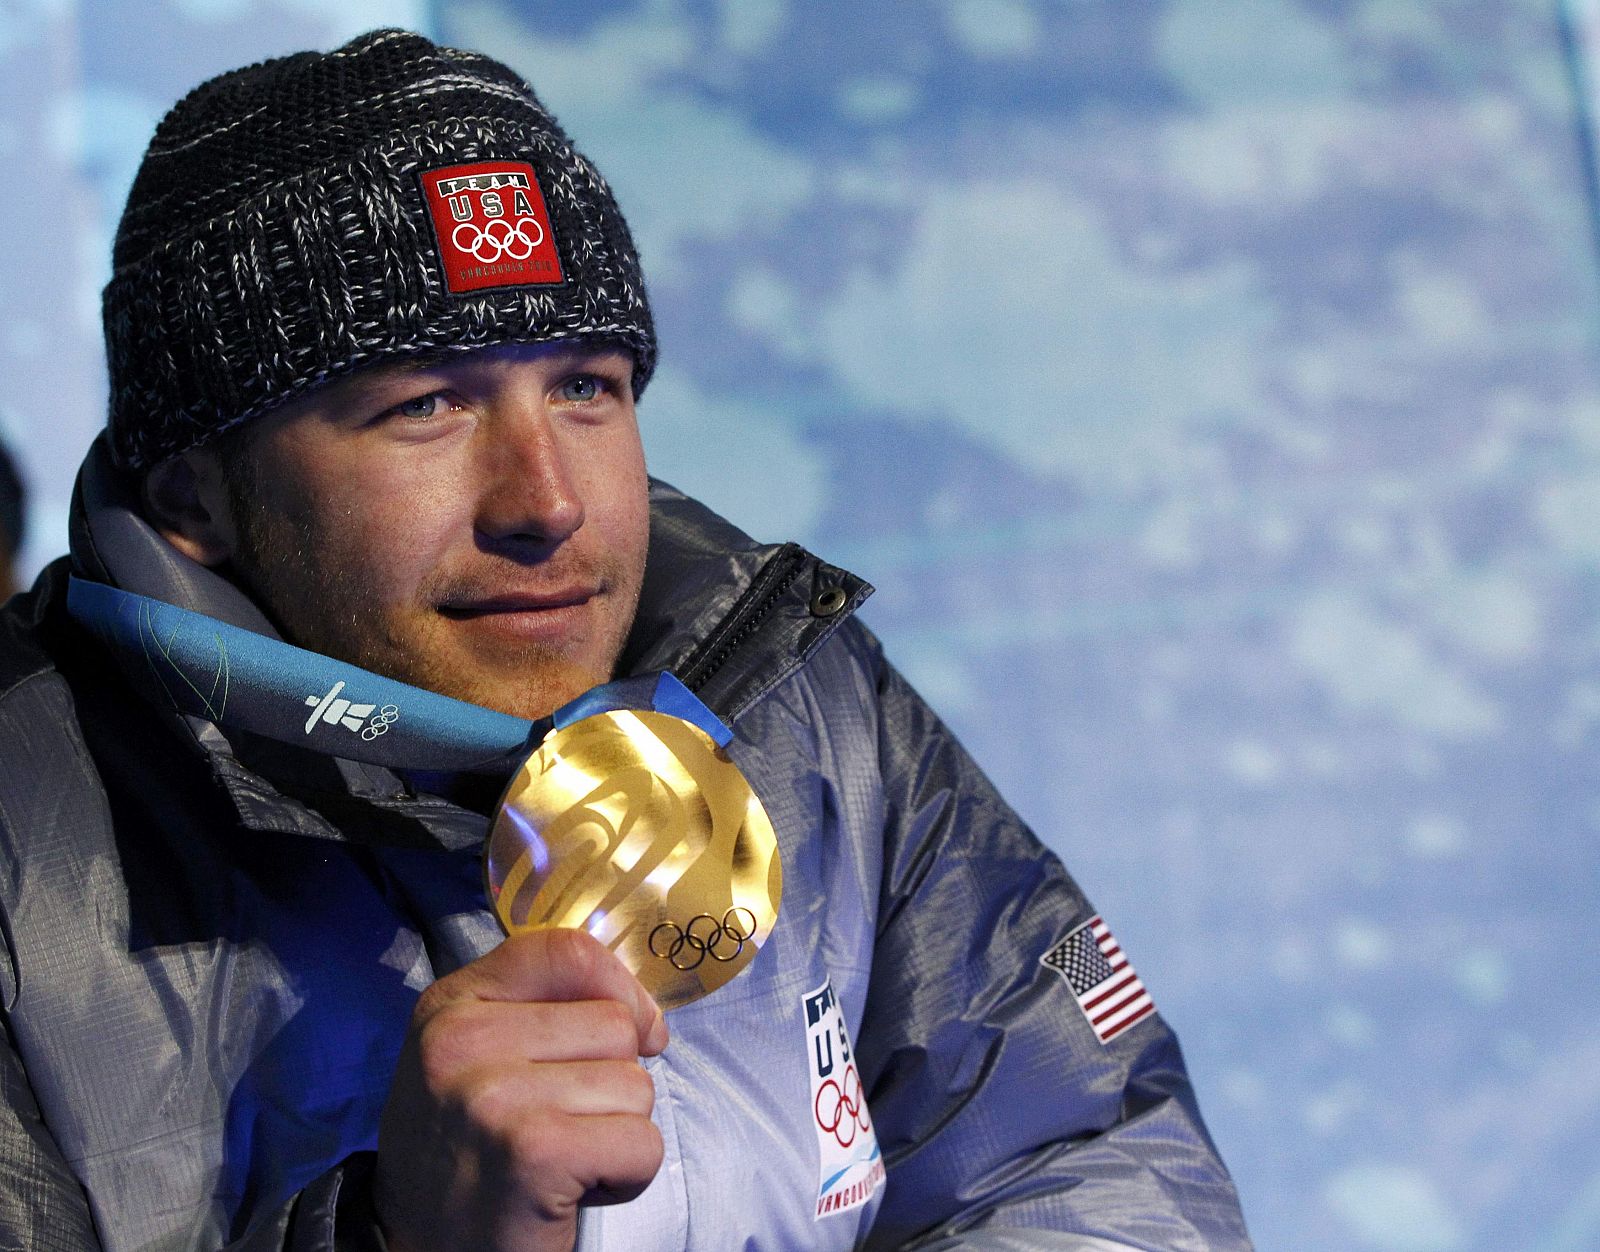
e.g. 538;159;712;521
419;161;564;294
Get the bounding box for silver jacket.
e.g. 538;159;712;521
0;461;1251;1251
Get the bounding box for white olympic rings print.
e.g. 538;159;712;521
648;907;759;972
451;217;545;263
814;1063;871;1148
361;704;400;741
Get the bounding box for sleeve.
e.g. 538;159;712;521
225;1154;387;1252
0;999;383;1252
853;650;1253;1252
0;1009;101;1252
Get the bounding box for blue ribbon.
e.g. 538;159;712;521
66;576;731;773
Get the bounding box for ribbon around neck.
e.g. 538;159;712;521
66;575;731;774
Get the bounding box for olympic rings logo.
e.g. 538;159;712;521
451;217;545;263
814;1064;871;1148
361;704;400;741
648;908;758;971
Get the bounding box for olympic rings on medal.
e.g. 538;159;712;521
361;704;400;741
813;1064;871;1149
648;907;758;972
451;217;545;263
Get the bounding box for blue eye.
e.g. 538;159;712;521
560;375;600;402
396;394;442;420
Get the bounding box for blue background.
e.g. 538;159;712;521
4;2;1600;1248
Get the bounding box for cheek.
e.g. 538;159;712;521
584;445;651;573
358;484;465;594
289;460;464;600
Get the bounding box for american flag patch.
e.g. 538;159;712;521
1040;915;1156;1045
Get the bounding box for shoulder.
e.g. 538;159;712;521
0;563;101;994
765;614;890;736
0;559;70;707
0;561;103;848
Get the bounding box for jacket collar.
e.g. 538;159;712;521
623;481;871;724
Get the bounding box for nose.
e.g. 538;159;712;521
473;401;586;554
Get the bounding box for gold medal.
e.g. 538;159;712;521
485;709;782;1010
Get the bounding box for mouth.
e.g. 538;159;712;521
435;585;602;646
437;586;599;618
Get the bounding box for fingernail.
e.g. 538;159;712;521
647;1005;669;1054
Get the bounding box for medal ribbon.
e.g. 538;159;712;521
66;575;731;773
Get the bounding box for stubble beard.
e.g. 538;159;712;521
222;468;638;723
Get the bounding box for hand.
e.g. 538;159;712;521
374;928;670;1252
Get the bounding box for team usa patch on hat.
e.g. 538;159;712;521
420;161;564;294
1041;914;1156;1045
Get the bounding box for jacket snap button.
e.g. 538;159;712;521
810;586;847;617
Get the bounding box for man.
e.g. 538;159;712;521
0;29;1251;1252
0;436;23;601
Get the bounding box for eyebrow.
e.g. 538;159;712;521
389;347;456;373
387;341;632;376
310;342;634;417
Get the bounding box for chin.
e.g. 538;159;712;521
432;658;609;723
291;606;618;723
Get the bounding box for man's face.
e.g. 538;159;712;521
212;341;649;722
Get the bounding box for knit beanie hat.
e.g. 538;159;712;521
103;28;656;470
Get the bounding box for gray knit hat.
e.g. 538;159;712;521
104;28;655;470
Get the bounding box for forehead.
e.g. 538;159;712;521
239;339;633;432
216;340;635;460
324;340;633;398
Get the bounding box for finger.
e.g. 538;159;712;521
417;998;655;1082
506;1112;665;1210
427;928;667;1055
453;1058;656;1123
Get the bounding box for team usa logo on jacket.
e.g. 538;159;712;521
1040;914;1156;1045
419;161;564;294
803;978;886;1219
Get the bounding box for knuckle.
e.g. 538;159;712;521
620;1062;656;1113
458;1069;519;1132
635;1119;665;1174
411;979;454;1024
591;999;637;1054
542;926;606;980
414;1001;483;1086
589;1058;654;1112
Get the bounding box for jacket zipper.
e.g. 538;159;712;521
677;543;808;694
